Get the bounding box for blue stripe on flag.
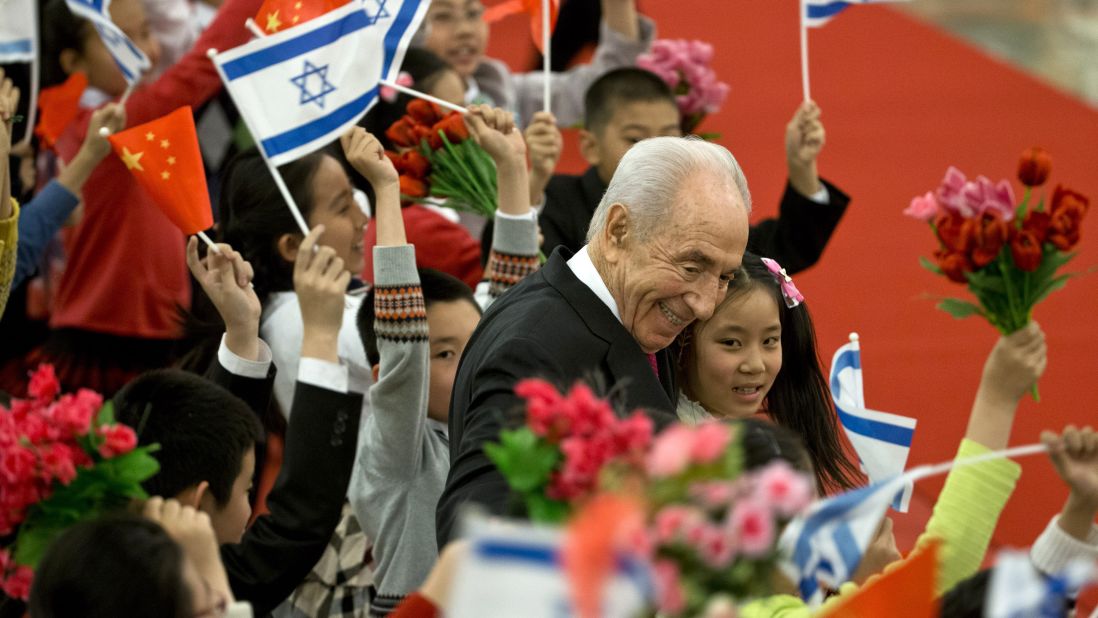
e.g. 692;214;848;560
831;522;863;576
261;86;379;158
70;0;106;14
806;1;851;20
381;0;424;76
0;40;33;56
835;407;915;446
221;9;375;80
477;540;559;567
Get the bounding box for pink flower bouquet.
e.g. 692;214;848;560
636;39;731;135
0;365;160;600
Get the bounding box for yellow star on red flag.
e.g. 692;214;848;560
254;0;349;34
107;107;214;236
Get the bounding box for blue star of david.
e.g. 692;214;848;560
290;60;337;110
364;0;390;24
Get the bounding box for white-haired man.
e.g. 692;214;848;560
436;136;751;545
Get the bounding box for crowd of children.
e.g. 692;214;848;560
1;0;1096;616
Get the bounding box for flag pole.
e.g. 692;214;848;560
848;332;864;406
542;0;551;113
244;18;266;38
207;47;310;235
119;80;138;106
19;11;40;147
799;0;811;102
196;230;223;254
378;79;468;114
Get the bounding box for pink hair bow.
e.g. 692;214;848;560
380;72;414;103
760;257;804;308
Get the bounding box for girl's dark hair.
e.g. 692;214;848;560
175;147;328;387
28;513;192;618
40;0;92;88
736;417;814;477
681;252;862;493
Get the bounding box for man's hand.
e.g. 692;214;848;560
524;111;561;205
294;225;350;362
341;127;398;189
143;497;235;607
785;101;825;197
186;237;262;360
1042;426;1098;542
465;105;525;167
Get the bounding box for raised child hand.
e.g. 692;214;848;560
1043;426;1098;508
186;238;260;331
341;126;398;189
0;67;20;158
980;321;1047;404
465;104;525;167
82;103;127;162
785;101;824;197
524;111;561;203
294;225;350;362
143;497;234;607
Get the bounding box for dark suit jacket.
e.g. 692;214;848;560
500;166;850;275
436;249;679;546
207;361;364;616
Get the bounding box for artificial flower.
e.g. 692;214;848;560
904;191;940;222
1017;147;1051;187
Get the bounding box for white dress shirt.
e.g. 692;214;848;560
566;245;621;323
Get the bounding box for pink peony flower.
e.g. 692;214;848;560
653;559;686;615
27;364;60;403
98;424;137;458
647;425;695;477
904;191;941;222
689;480;740;508
936;166;970;216
653;505;704;543
754;462;813;517
690;422;732;463
1;562;34;600
0;445;37;485
697;524;737;568
729;499;775;557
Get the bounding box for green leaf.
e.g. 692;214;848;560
964;268;1006;293
1031;274;1071;306
95;401;115;427
524;493;570;524
937;298;983;320
485;429;558;493
919;256;942;275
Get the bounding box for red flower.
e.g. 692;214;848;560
27;364;60;403
1023;210;1051;243
384;150;402;170
1043;186;1088;251
398;175;428;198
517;378;568;439
0;446;37;485
432;113;470;145
934;212;971;253
1;562;33;601
51;390;101;437
1010;229;1042;272
1017;147;1051;187
1050;185;1090;216
97;424;137;458
385;117;420;149
964;211;1010;268
399;150;431;179
935;249;972;284
39;442;79;485
406;99;443;126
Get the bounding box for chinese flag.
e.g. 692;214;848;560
483;0;559;54
35;72;88;149
254;0;349;34
107;107;213;235
819;541;940;618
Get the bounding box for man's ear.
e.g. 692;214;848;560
578;129;601;167
599;203;631;264
276;233;302;264
175;481;210;510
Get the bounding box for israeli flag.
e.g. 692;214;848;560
986;550;1096;618
804;0;910;28
65;0;151;85
211;0;427;166
0;0;36;62
448;518;650;618
830;335;917;511
779;474;908;605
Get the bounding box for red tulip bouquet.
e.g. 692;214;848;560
905;148;1089;398
0;365;159;601
384;99;497;217
487;379;814;616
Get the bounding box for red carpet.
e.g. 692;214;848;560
488;0;1098;558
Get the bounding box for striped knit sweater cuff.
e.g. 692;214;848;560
485;213;539;298
373;245;428;344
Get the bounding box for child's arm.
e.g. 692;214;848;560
785;102;825;199
341;127;429;481
0;72;20;318
1031;427;1098;577
465;106;540;308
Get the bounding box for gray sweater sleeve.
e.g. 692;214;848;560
475;211;540;310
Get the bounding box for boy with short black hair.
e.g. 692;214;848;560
343;105;541;615
534;67;851;275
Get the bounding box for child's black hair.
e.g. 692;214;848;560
583;67;676;133
113;369;262;506
357;268;479;366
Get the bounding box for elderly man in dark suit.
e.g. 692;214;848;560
437;136;751;545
